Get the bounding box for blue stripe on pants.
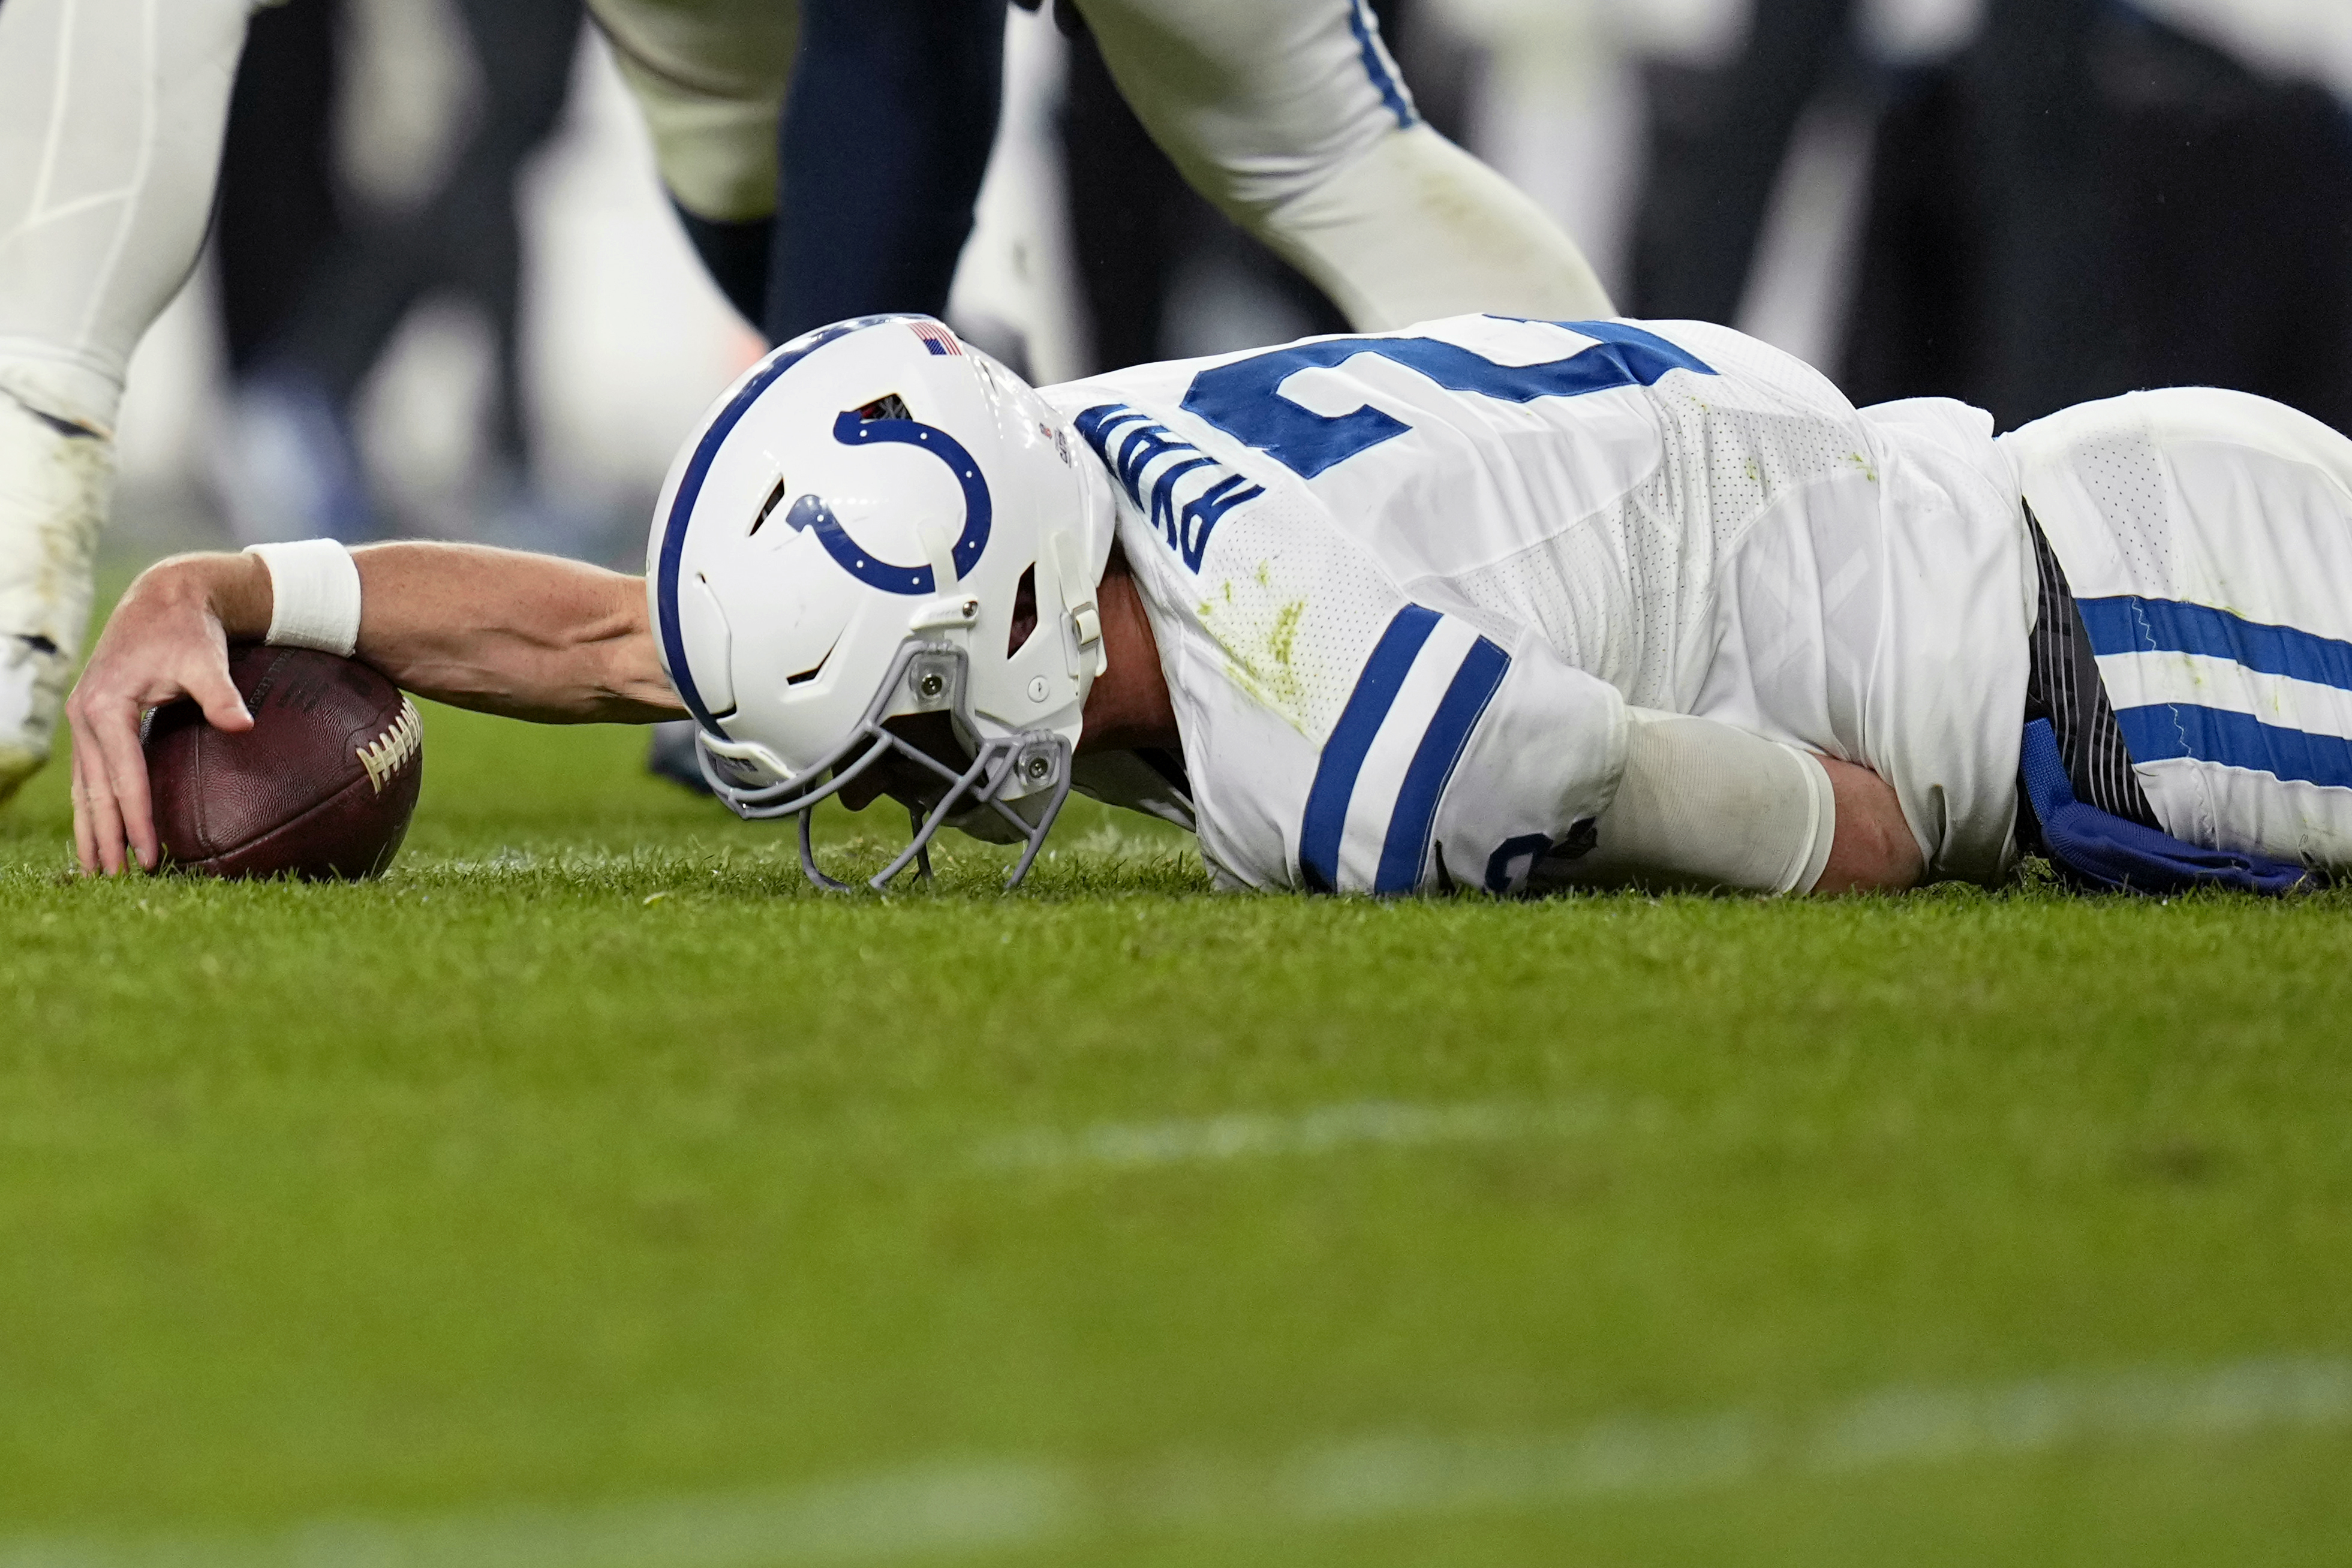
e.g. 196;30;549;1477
2078;595;2352;692
2114;703;2352;791
1346;0;1417;130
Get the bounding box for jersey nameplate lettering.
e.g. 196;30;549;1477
1073;404;1266;571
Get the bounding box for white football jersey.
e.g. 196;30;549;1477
1042;315;2034;891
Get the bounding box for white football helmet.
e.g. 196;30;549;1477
646;315;1114;890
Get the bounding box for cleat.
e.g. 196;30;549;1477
0;376;113;805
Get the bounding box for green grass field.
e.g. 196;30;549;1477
4;652;2352;1563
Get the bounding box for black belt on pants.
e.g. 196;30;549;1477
2019;503;2162;841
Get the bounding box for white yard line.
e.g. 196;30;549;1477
0;1465;1076;1568
1282;1356;2352;1521
6;1358;2347;1566
976;1099;1606;1172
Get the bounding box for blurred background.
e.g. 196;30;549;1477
107;0;2352;567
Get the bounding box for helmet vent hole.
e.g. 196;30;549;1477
1007;564;1039;657
748;477;789;535
858;393;912;423
787;640;835;687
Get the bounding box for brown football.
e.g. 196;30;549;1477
144;645;423;880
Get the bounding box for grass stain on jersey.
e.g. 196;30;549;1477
1268;599;1304;670
1198;571;1318;735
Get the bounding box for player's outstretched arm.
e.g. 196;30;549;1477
66;543;681;875
340;544;682;725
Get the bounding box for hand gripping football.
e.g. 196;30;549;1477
144;645;423;880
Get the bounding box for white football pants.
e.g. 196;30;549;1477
1075;0;1613;329
585;0;1616;331
2005;388;2352;869
0;0;262;433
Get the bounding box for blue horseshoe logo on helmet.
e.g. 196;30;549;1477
786;411;992;595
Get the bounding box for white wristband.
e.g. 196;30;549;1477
245;539;362;657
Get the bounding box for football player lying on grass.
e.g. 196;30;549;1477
69;314;2352;896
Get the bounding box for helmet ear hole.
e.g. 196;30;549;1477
1007;564;1039;657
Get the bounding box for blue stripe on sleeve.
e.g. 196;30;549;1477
1346;0;1416;130
1374;637;1512;893
1299;605;1440;892
2078;596;2352;693
2114;703;2352;791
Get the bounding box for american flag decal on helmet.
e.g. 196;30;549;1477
909;321;961;357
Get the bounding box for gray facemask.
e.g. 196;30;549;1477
697;637;1073;892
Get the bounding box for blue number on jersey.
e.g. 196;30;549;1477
1179;319;1715;480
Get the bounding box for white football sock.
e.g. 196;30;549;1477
0;0;255;414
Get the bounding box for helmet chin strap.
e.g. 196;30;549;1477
1051;529;1106;682
917;522;961;598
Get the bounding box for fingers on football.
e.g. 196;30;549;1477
103;703;160;873
67;708;133;876
67;688;156;875
69;742;101;877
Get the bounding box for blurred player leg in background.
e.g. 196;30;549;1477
616;0;1613;345
1061;11;1343;374
585;0;797;334
1629;0;1852;324
212;0;346;396
204;0;362;546
765;0;1004;346
0;0;262;802
215;0;586;548
603;0;1005;347
1061;0;1487;375
1075;0;1613;328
